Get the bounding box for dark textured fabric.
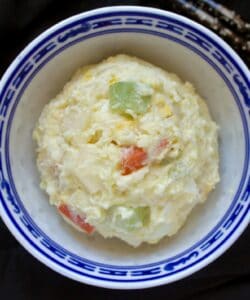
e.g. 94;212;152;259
0;1;249;298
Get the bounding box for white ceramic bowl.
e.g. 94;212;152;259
0;6;249;289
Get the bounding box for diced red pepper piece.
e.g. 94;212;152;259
121;145;147;175
155;138;169;156
58;204;95;234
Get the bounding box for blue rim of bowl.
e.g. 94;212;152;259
0;7;249;288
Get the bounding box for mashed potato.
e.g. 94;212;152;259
33;55;219;247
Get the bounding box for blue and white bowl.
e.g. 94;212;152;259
0;6;249;289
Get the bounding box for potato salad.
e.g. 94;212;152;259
33;55;219;247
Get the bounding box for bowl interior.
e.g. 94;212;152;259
8;31;245;266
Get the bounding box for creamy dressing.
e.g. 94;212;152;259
33;55;219;247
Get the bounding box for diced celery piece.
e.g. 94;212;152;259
109;81;152;116
112;206;150;231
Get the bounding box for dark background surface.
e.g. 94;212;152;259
0;1;249;299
